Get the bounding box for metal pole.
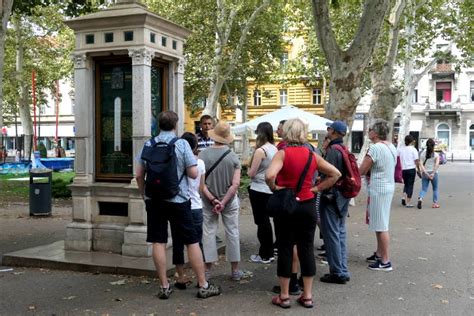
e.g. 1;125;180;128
55;80;60;143
451;153;453;162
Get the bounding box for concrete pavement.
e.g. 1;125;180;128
0;162;473;315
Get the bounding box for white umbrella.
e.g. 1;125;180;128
232;105;332;134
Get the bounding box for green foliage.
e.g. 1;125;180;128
239;165;251;194
51;175;73;198
37;142;47;158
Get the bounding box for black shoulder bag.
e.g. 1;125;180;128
266;149;313;217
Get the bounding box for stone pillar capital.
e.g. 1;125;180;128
72;53;89;69
176;58;186;74
128;48;154;66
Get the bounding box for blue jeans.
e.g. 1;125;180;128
419;172;439;203
320;196;350;279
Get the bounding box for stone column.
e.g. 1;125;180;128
66;53;94;251
175;58;186;134
122;47;154;257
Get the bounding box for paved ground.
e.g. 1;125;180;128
0;162;473;315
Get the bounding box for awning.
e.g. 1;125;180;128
351;120;364;131
409;120;423;132
4;125;75;137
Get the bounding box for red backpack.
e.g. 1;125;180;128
331;144;361;198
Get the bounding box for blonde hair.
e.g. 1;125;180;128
282;118;308;144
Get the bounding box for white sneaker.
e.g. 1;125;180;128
250;254;275;264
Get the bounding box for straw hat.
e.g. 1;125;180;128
208;121;234;144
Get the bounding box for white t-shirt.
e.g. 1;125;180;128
397;145;419;170
419;150;439;173
188;158;205;210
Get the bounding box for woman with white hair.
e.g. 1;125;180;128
266;118;340;309
359;119;397;272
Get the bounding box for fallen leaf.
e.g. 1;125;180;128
28;305;36;311
114;298;123;302
425;232;434;235
408;282;416;285
13;272;24;275
189;313;197;316
398;297;404;301
140;280;151;284
417;257;428;261
377;282;383;285
441;299;449;304
110;279;127;285
432;284;443;289
62;296;76;300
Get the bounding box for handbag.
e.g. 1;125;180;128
394;156;403;183
266;149;313;217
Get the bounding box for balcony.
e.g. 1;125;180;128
430;63;455;80
424;103;461;127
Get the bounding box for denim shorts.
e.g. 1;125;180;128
145;199;199;245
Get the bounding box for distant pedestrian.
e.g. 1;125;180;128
136;111;221;299
397;135;419;208
247;122;278;264
266;118;341;309
197;115;215;151
199;121;249;281
417;138;440;209
172;132;205;290
359;119;397;272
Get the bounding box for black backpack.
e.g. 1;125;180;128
141;137;185;200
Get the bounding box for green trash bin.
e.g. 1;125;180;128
29;169;52;216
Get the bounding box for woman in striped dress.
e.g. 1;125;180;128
359;119;397;272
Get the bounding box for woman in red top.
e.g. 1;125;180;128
266;118;341;309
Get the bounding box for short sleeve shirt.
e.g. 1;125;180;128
197;132;214;152
367;142;397;193
138;131;197;203
199;146;240;201
419;150;439;172
397;145;419;170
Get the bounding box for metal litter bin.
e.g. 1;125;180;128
29;169;52;216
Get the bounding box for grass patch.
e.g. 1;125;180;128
0;171;75;202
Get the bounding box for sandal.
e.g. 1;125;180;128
297;295;314;308
432;203;440;208
272;295;291;309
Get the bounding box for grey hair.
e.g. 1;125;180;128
369;119;390;140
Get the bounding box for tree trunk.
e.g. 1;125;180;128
0;0;14;130
241;85;250;162
203;76;225;117
14;17;34;159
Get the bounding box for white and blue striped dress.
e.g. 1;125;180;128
367;142;397;232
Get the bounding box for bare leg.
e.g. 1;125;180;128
292;245;299;274
302;276;313;299
375;231;390;263
231;261;239;273
186;242;207;287
279;277;290;299
152;243;168;288
175;264;186;283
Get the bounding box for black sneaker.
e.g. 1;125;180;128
366;252;381;263
158;286;173;299
320;274;347;284
272;284;301;296
197;282;221;298
368;260;393;272
401;198;406;206
417;200;422;209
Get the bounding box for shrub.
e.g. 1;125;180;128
51;177;73;198
37;143;47;158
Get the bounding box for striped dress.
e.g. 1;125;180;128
367;142;397;232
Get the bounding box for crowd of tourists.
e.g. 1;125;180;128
136;111;441;308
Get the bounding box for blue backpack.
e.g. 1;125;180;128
141;137;185;200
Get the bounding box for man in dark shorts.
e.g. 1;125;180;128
136;111;221;299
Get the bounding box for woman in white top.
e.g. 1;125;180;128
173;132;205;289
397;135;420;208
417;138;440;209
248;122;278;264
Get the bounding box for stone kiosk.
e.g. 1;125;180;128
65;0;190;257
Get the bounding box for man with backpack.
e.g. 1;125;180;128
319;120;353;284
135;111;221;300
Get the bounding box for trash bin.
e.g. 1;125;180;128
29;169;52;216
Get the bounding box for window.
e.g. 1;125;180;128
413;89;418;103
470;124;474;150
124;31;134;41
172;40;177;50
85;34;94;44
436;123;450;150
280;52;288;68
161;36;167;47
253;90;261;106
150;33;156;43
436;82;452;103
279;89;288;106
470;81;474;102
312;88;321;105
104;32;114;43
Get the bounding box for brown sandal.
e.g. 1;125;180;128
297;295;313;308
272;295;291;309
